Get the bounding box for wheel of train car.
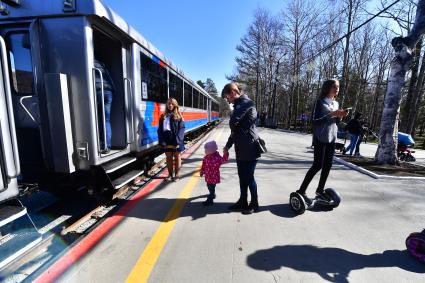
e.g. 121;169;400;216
324;188;341;208
289;192;306;214
87;184;108;202
406;230;425;264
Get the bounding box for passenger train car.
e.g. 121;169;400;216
0;0;220;266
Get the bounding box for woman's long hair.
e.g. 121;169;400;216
164;97;183;120
319;79;338;99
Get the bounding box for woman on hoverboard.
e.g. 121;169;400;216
296;79;349;204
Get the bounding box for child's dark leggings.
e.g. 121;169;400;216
207;184;216;200
299;139;335;194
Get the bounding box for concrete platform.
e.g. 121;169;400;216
53;124;425;283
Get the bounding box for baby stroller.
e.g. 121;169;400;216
406;229;425;264
397;132;416;162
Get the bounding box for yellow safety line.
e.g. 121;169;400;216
125;128;223;283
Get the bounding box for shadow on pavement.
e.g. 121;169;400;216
121;193;337;222
120;195;235;222
247;245;425;282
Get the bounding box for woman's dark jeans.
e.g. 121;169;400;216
236;160;258;204
299;140;335;194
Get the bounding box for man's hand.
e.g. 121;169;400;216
223;147;229;155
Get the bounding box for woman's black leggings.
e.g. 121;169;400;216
299;139;335;194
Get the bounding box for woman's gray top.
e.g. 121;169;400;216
312;98;340;143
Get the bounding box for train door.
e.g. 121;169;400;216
0;34;20;200
92;27;132;156
0;25;46;183
0;35;41;266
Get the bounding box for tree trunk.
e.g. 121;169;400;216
406;48;425;136
375;0;425;164
255;45;260;109
374;49;412;164
400;39;422;133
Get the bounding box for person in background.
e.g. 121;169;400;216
95;59;115;153
343;112;363;156
354;121;368;157
157;98;185;181
200;140;229;206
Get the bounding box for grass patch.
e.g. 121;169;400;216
339;156;425;177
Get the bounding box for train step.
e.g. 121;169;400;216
0;201;41;270
111;170;144;190
0;205;27;227
102;156;137;174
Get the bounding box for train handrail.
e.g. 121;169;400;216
0;36;20;178
92;67;108;153
124;77;134;143
0;120;10;190
19;96;38;124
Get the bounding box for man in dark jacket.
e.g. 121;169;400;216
343;112;362;156
222;83;260;214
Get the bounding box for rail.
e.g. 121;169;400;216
124;77;134;144
92;67;108;153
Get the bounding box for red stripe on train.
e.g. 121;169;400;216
151;110;208;127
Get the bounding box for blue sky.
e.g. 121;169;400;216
102;0;384;92
101;0;285;92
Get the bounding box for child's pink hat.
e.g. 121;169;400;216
204;140;218;155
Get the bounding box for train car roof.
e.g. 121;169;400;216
0;0;219;103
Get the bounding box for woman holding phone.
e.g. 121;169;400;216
296;79;349;203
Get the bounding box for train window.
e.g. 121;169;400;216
7;32;34;95
204;96;208;110
212;102;219;112
169;72;183;104
199;93;205;109
140;51;167;103
184;82;192;107
193;89;199;109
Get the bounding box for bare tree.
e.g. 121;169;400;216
232;7;285;117
339;0;368;107
375;0;425;164
282;0;322;128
